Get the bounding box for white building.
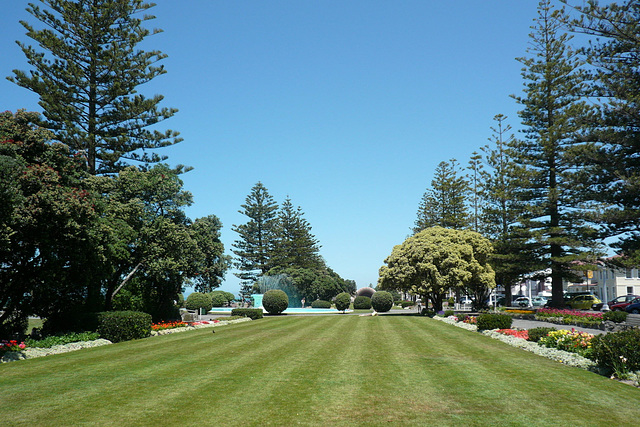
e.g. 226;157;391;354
565;263;640;299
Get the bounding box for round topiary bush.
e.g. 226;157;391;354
353;296;372;310
263;289;289;314
371;291;393;312
334;292;351;312
185;292;212;313
210;292;226;307
311;299;332;309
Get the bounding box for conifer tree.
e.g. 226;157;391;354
272;197;322;270
9;0;181;175
562;0;640;263
511;0;599;307
467;152;483;232
480;114;539;304
414;159;469;233
232;182;279;296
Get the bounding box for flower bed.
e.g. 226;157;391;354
151;320;188;331
497;329;529;340
535;308;603;329
0;340;26;354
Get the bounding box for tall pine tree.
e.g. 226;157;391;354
480;114;539;303
512;0;599;307
414;159;469;233
9;0;181;175
563;0;640;264
271;197;322;270
232;182;279;297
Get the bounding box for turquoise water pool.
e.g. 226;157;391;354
209;307;349;314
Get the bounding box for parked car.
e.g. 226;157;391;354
565;294;601;310
592;294;640;311
626;301;640;314
514;297;532;307
611;297;640;312
531;296;548;307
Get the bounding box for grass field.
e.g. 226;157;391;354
2;315;639;426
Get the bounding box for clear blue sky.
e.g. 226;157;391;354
1;1;541;295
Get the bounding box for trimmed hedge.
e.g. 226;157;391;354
263;289;289;314
231;308;263;320
185;292;212;312
353;296;372;310
311;299;332;309
371;291;393;313
97;311;151;343
334;293;351;312
602;310;628;323
476;313;512;331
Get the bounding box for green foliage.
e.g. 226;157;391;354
421;309;436;317
0;111;103;326
591;329;640;376
0;312;28;340
400;300;415;308
262;289;289;314
311;299;331;309
334;292;351;312
371;291;394;313
232;182;279;295
9;0;181;175
271;197;323;270
602;310;628;323
443;310;455;317
353;296;372;310
210;293;227;307
378;227;495;312
97;311;151;343
25;332;100;348
510;0;600;307
526;327;557;343
414;159;469;232
41;312;99;336
185;293;212;312
476;313;512;331
231;308;263;320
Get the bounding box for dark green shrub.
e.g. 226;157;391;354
591;329;640;375
353;296;372;309
444;309;455;317
371;291;394;312
231;308;263;319
210;292;226;307
185;292;212;313
97;311;151;343
334;293;351;312
0;312;29;340
262;290;289;314
421;308;436;317
311;299;332;309
476;313;512;330
602;310;628;323
400;300;414;308
527;327;557;342
41;310;99;335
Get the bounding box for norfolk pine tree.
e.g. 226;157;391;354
9;0;182;175
232;182;279;297
480;114;539;304
562;1;640;264
512;0;600;307
414;159;469;233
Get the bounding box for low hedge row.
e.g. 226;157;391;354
477;313;512;331
311;299;332;309
97;311;152;343
231;308;264;320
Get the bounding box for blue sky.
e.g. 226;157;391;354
1;1;541;295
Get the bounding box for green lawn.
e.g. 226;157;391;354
2;315;639;426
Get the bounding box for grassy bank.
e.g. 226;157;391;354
1;315;639;426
